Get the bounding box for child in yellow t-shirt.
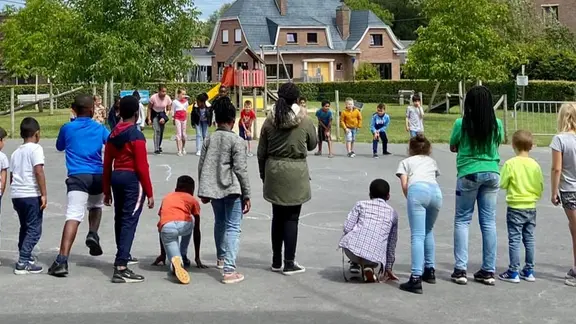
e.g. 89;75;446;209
498;130;543;284
340;98;362;158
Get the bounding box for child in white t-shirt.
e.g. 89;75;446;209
10;117;47;275
395;134;442;294
0;127;9;209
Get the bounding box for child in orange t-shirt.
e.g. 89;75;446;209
155;175;207;284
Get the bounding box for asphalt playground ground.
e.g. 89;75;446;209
0;139;574;324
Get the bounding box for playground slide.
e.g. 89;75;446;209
266;89;278;102
429;96;460;113
206;83;221;101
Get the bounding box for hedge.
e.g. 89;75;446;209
0;80;574;112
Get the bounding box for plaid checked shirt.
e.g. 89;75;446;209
338;199;398;269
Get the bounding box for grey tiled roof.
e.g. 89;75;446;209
183;47;214;57
222;0;392;51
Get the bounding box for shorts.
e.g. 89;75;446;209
239;126;252;141
345;128;358;143
317;126;330;142
560;192;576;210
65;174;104;222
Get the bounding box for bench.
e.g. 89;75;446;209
17;94;50;105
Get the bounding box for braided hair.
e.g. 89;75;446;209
212;96;236;124
462;86;499;153
274;83;300;128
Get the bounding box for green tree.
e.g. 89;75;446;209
200;3;232;45
404;0;516;82
1;0;203;84
374;0;427;40
344;0;393;25
355;62;380;80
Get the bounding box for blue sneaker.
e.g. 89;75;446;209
520;269;536;282
498;270;520;283
14;262;43;275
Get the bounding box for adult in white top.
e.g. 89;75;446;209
147;85;172;154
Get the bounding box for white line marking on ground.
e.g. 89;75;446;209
157;164;172;181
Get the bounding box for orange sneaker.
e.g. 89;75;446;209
171;256;190;285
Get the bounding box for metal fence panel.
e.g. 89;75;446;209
513;101;570;136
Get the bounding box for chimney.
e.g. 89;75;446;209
276;0;287;16
336;3;351;40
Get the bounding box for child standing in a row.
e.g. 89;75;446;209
239;100;256;157
315;100;334;158
340;98;362;158
370;103;391;158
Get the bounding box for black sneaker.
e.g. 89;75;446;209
451;269;468;285
282;261;306;276
159;147;163;153
422;267;436;284
373;153;379;159
154;150;161;155
182;256;191;268
48;261;69;277
349;262;361;274
85;232;103;256
111;268;145;283
383;151;392;155
474;269;496;286
399;275;423;294
128;257;139;265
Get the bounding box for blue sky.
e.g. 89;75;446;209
0;0;231;21
197;0;231;20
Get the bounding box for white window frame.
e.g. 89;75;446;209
234;29;242;43
287;33;298;44
222;30;229;44
370;34;383;46
541;4;559;21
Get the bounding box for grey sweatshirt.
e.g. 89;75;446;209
198;127;251;200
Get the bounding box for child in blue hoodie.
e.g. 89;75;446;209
370;104;391;158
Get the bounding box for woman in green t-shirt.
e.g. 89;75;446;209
448;86;504;286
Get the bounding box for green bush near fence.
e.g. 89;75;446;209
0;80;575;113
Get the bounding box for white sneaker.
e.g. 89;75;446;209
177;152;183;157
247;152;254;157
182;149;187;155
196;151;201;156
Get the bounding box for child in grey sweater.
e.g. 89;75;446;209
198;96;251;284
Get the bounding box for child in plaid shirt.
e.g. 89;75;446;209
339;179;399;283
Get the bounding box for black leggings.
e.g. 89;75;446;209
271;204;302;265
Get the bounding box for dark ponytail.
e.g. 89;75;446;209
274;83;300;128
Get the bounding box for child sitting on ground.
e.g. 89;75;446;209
499;130;543;283
339;179;399;283
340;98;362;158
157;175;207;284
239;100;256;157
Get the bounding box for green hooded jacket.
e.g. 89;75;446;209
257;104;318;206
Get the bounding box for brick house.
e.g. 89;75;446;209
533;0;576;33
206;0;406;82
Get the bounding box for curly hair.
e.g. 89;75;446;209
212;96;236;124
408;133;432;156
274;83;300;128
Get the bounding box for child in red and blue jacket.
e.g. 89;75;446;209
103;95;154;284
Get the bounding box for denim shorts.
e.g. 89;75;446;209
560;192;576;210
346;128;358;142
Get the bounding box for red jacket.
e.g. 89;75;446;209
103;122;153;198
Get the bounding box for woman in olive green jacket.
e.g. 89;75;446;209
257;83;317;276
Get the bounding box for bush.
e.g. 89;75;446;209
355;63;380;81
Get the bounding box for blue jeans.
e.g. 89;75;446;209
195;121;209;153
454;172;500;272
160;221;193;273
410;130;419;138
506;207;536;272
407;182;443;276
211;195;243;274
12;197;44;263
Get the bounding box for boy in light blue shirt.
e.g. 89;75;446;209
370;104;391;158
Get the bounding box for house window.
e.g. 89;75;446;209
370;34;383;46
237;62;248;70
542;5;559;23
266;64;294;80
336;63;343;71
235;29;242;43
222;30;229;44
307;33;318;44
373;63;392;80
287;33;298;44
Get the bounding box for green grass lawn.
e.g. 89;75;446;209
0;104;559;146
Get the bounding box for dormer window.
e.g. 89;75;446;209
287;33;298;44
